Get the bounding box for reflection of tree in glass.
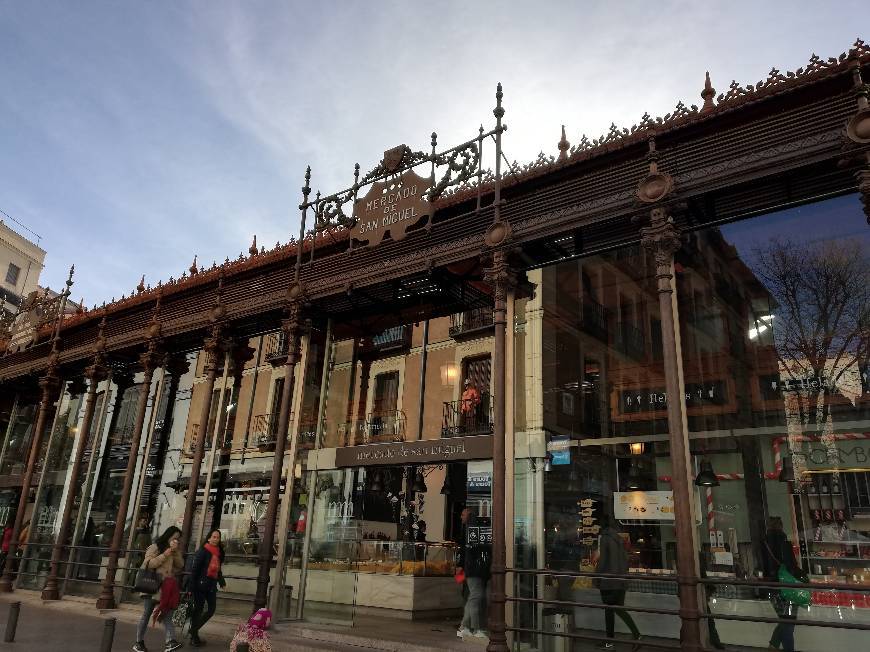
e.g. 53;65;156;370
752;238;869;426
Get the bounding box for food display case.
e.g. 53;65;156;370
306;540;457;576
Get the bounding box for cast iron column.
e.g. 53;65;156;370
254;302;302;611
180;328;228;553
0;364;60;592
42;324;109;600
96;336;163;608
640;207;703;651
484;250;514;652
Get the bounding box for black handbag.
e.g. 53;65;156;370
134;566;160;594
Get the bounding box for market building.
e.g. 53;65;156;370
0;39;869;651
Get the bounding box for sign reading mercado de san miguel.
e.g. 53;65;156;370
350;146;433;247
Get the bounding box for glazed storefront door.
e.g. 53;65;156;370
301;468;359;625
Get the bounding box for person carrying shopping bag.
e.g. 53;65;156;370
133;526;185;652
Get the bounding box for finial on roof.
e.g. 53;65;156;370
249;235;258;256
137;275;145;294
558;125;570;161
701;71;716;114
190;255;198;276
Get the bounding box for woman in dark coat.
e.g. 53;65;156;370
188;529;226;647
761;516;806;652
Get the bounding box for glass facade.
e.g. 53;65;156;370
0;194;866;649
512;194;870;650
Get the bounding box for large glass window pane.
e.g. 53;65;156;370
681;195;870;649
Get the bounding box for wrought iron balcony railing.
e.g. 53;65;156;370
580;298;609;341
263;331;288;364
449;307;494;339
362;410;406;443
252;412;318;451
371;325;409;351
615;321;646;360
441;393;493;438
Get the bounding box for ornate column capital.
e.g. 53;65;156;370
640;207;682;268
84;316;110;383
37;371;61;396
483;250;518;304
139;340;165;374
202;324;233;374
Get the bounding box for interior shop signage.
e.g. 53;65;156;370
792;442;870;471
758;374;853;401
351;168;432;247
335;434;493;467
614;491;675;521
619;381;725;413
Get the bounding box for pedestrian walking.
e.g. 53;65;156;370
187;528;226;647
456;508;491;640
133;525;185;652
762;516;807;652
594;514;641;650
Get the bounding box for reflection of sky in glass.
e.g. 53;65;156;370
719;194;868;269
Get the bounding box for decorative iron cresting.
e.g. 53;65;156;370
303;85;507;256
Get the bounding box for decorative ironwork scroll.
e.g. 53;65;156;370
305;90;504;252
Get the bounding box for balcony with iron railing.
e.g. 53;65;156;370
580;298;609;342
615;321;646;361
441;392;493;438
251;412;319;451
362;410;406;443
263;331;288;365
449;307;494;339
371;325;409;352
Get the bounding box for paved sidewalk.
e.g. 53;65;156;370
0;591;766;652
0;592;232;651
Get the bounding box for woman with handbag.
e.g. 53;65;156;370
762;516;808;652
133;526;185;652
187;529;226;647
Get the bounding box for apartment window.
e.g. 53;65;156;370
5;263;20;286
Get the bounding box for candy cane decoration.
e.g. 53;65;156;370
706;487;715;532
658;432;870;484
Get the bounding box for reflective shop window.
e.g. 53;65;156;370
682;195;870;647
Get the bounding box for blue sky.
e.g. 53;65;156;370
0;1;865;306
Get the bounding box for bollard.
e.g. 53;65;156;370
99;617;116;652
3;601;20;643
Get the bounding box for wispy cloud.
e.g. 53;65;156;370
0;0;863;305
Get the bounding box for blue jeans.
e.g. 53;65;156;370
461;577;488;632
136;596;176;643
769;595;797;651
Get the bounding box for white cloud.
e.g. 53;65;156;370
1;0;865;304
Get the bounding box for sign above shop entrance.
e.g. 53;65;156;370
335;434;493;467
351;168;432;247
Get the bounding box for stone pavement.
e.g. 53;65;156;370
0;590;766;652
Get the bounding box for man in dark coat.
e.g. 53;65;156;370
456;508;491;639
594;514;641;649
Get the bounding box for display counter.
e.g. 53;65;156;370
298;541;463;619
306;540;457;576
